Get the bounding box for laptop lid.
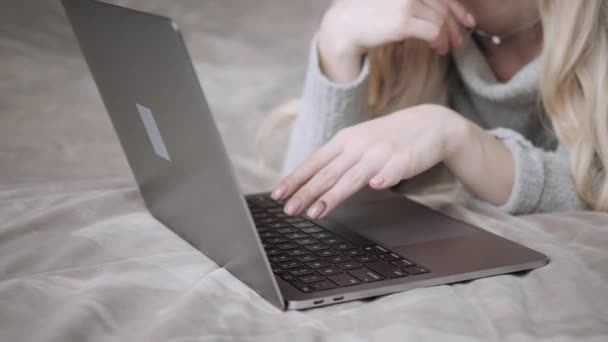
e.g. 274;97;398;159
62;0;284;309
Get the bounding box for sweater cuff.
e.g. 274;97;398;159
308;33;371;94
466;128;545;214
492;128;545;213
302;33;371;143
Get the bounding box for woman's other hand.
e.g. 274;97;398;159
272;105;474;219
319;0;476;83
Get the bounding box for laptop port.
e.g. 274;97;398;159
313;300;324;305
333;296;344;301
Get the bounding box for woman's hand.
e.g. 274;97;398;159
319;0;476;83
271;104;474;219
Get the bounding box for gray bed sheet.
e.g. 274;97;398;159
1;1;607;341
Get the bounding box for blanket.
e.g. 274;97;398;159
1;1;607;341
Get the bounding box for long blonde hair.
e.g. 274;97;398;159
368;0;608;211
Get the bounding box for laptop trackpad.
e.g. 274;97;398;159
327;198;478;248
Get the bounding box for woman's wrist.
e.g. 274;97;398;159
318;15;365;83
441;109;514;206
437;107;478;165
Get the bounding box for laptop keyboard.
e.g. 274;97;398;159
247;195;430;294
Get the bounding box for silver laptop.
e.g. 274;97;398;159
62;0;549;310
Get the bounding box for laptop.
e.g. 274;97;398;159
62;0;549;310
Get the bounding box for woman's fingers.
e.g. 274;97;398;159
412;0;467;55
446;14;463;49
421;0;448;18
283;152;359;216
307;161;378;219
369;157;409;190
445;0;475;28
412;0;449;54
272;141;341;201
404;18;442;44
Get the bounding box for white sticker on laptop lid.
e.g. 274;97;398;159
136;103;171;161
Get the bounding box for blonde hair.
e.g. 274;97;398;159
368;0;608;211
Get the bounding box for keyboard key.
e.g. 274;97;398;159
315;249;339;257
348;267;384;283
272;265;283;274
265;248;281;256
301;226;323;234
305;260;330;269
343;249;366;257
336;261;362;270
269;222;290;229
332;243;356;251
269;254;291;263
257;226;272;232
275;212;289;219
278;261;301;269
293;222;315;228
327;255;350;264
295;254;320;262
259;231;278;238
353;255;380;263
295;238;319;245
321;237;343;245
268;207;283;213
285;248;310;256
298;274;324;284
276;242;298;250
250;196;278;208
267;237;288;244
378;253;402;262
258;217;279;224
305;243;329;251
311;232;333;239
276;227;298;234
391;259;416;268
289;267;314;277
280;273;297;282
403;265;430;275
252;212;269;219
366;261;408;278
310;280;337;291
291;281;314;293
317;266;343;276
327;273;362;287
327;228;376;247
285;232;308;239
363;245;390;255
284;217;305;223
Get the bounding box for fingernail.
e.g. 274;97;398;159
307;201;326;219
370;177;384;187
284;198;301;216
271;184;286;200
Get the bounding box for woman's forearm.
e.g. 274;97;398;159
445;120;515;206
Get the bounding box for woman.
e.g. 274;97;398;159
271;0;608;219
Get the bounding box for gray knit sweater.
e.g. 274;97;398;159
282;34;587;214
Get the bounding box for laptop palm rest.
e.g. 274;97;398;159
327;195;478;249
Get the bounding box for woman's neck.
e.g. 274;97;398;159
462;0;544;82
475;24;543;82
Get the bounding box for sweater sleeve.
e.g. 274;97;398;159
281;34;370;176
466;127;588;214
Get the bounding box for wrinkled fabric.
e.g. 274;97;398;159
1;1;607;341
2;181;608;342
